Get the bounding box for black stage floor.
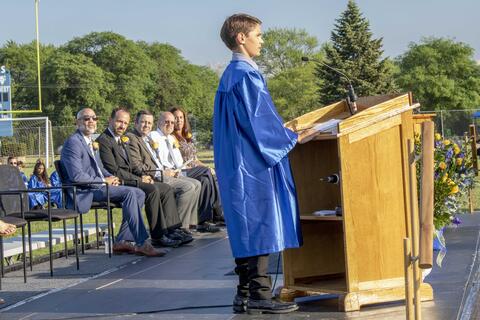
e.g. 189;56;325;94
1;213;479;320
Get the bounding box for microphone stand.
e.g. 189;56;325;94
302;56;357;115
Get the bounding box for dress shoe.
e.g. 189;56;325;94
0;297;4;304
169;230;194;244
233;294;248;313
112;241;135;254
152;235;181;248
247;298;298;314
135;241;167;257
196;221;221;233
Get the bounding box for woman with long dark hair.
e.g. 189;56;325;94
170;106;225;227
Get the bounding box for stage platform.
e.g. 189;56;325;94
0;213;479;320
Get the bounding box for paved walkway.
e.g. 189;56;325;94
0;213;479;319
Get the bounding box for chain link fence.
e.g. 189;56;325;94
418;109;480;138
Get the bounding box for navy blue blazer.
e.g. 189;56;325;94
61;130;112;213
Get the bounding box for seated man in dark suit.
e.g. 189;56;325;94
61;107;164;257
97;107;192;247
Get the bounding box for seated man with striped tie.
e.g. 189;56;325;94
150;112;220;233
60;108;165;257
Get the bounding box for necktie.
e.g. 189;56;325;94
118;139;128;161
89;139;104;179
166;138;182;169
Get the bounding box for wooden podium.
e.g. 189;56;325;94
281;93;433;311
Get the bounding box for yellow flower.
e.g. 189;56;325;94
186;132;192;139
92;141;99;151
441;173;448;182
456;158;463;166
173;138;180;149
435;133;442;141
120;136;129;144
443;139;451;146
438;162;447;170
149;140;159;150
453;145;460;155
449;185;459;195
447;178;455;186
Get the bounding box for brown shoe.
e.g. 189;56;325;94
112;241;135;254
135;241;167;257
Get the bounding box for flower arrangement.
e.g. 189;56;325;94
416;133;476;230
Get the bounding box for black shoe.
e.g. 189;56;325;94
180;228;193;236
197;222;220;233
233;294;248;313
151;235;181;248
247;298;298;314
169;230;194;245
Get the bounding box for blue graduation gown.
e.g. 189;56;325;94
50;171;63;208
28;175;48;208
213;59;302;258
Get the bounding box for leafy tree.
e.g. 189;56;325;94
257;28;320;78
318;0;396;104
0;41;56;111
42;50;113;125
396;37;480;111
64;32;156;115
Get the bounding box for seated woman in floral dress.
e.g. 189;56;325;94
170;106;225;226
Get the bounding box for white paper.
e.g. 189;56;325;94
312;118;341;134
312;210;336;216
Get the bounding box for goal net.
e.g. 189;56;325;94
0;117;54;167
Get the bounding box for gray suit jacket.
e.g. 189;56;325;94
127;129;162;179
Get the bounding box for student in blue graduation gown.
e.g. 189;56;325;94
28;160;50;209
50;171;63;208
214;14;317;315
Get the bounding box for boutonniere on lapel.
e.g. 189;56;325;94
120;136;130;145
92;141;99;152
149;139;159;150
172;138;180;149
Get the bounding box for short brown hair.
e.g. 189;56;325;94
220;13;262;50
134;110;153;124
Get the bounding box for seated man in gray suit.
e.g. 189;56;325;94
127;110;200;232
97;107;192;247
61;107;165;256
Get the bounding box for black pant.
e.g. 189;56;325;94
235;254;272;300
185;166;219;224
136;181;180;239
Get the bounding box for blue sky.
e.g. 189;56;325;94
1;0;478;66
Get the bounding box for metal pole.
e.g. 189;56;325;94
45;118;49;167
35;0;42;112
440;110;444;138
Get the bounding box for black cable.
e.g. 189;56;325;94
42;304;234;320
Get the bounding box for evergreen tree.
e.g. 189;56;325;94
318;0;396;105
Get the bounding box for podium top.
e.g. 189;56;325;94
285;93;419;140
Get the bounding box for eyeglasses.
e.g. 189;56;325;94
82;116;98;122
163;121;175;125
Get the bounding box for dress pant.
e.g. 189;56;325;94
91;185;149;246
134;181;180;240
234;254;272;300
185;166;219;224
162;175;200;228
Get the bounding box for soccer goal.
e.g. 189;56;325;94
0;117;54;167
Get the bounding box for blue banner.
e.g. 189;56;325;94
0;65;13;137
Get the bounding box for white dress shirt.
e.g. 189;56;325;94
149;129;184;169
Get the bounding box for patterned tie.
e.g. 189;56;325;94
90;139;104;179
165;138;182;169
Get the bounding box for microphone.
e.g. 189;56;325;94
301;56;357;115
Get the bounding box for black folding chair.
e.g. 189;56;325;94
54;160;122;257
0;165;80;277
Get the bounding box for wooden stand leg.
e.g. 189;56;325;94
338;293;360;312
